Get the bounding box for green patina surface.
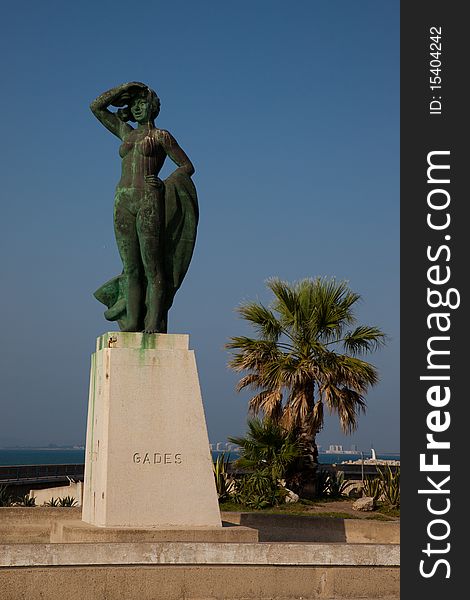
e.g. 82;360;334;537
95;332;188;369
96;331;171;351
140;333;159;350
139;334;157;366
90;81;198;334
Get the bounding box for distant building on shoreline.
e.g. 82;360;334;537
324;444;362;455
327;444;343;453
209;442;240;453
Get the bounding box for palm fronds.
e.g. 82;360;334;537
227;277;385;444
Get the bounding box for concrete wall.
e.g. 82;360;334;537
0;507;80;543
1;541;399;567
0;565;400;599
0;507;399;599
223;512;400;544
0;508;399;544
30;482;82;506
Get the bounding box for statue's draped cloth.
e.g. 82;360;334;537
94;171;198;328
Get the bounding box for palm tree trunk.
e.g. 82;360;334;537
298;398;318;498
295;428;318;498
294;382;319;497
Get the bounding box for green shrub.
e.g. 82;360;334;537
229;419;302;481
232;471;287;509
228;419;302;508
314;469;348;498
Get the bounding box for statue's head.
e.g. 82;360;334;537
118;87;161;123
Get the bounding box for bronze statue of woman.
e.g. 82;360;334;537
90;82;198;333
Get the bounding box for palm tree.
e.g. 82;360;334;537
229;418;302;481
226;277;386;489
228;418;302;507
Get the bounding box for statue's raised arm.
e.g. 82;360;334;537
90;82;149;139
90;82;199;334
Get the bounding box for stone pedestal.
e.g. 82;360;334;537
82;332;221;528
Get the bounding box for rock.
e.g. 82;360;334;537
352;496;375;511
285;489;299;504
279;480;299;503
344;480;364;498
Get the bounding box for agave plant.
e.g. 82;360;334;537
363;476;382;501
15;494;36;507
377;465;400;508
315;469;331;497
44;497;60;507
58;495;78;507
212;452;233;502
326;470;349;498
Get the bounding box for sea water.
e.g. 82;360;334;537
0;448;399;467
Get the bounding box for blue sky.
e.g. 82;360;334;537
0;1;399;452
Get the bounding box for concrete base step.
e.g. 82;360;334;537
50;519;258;543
